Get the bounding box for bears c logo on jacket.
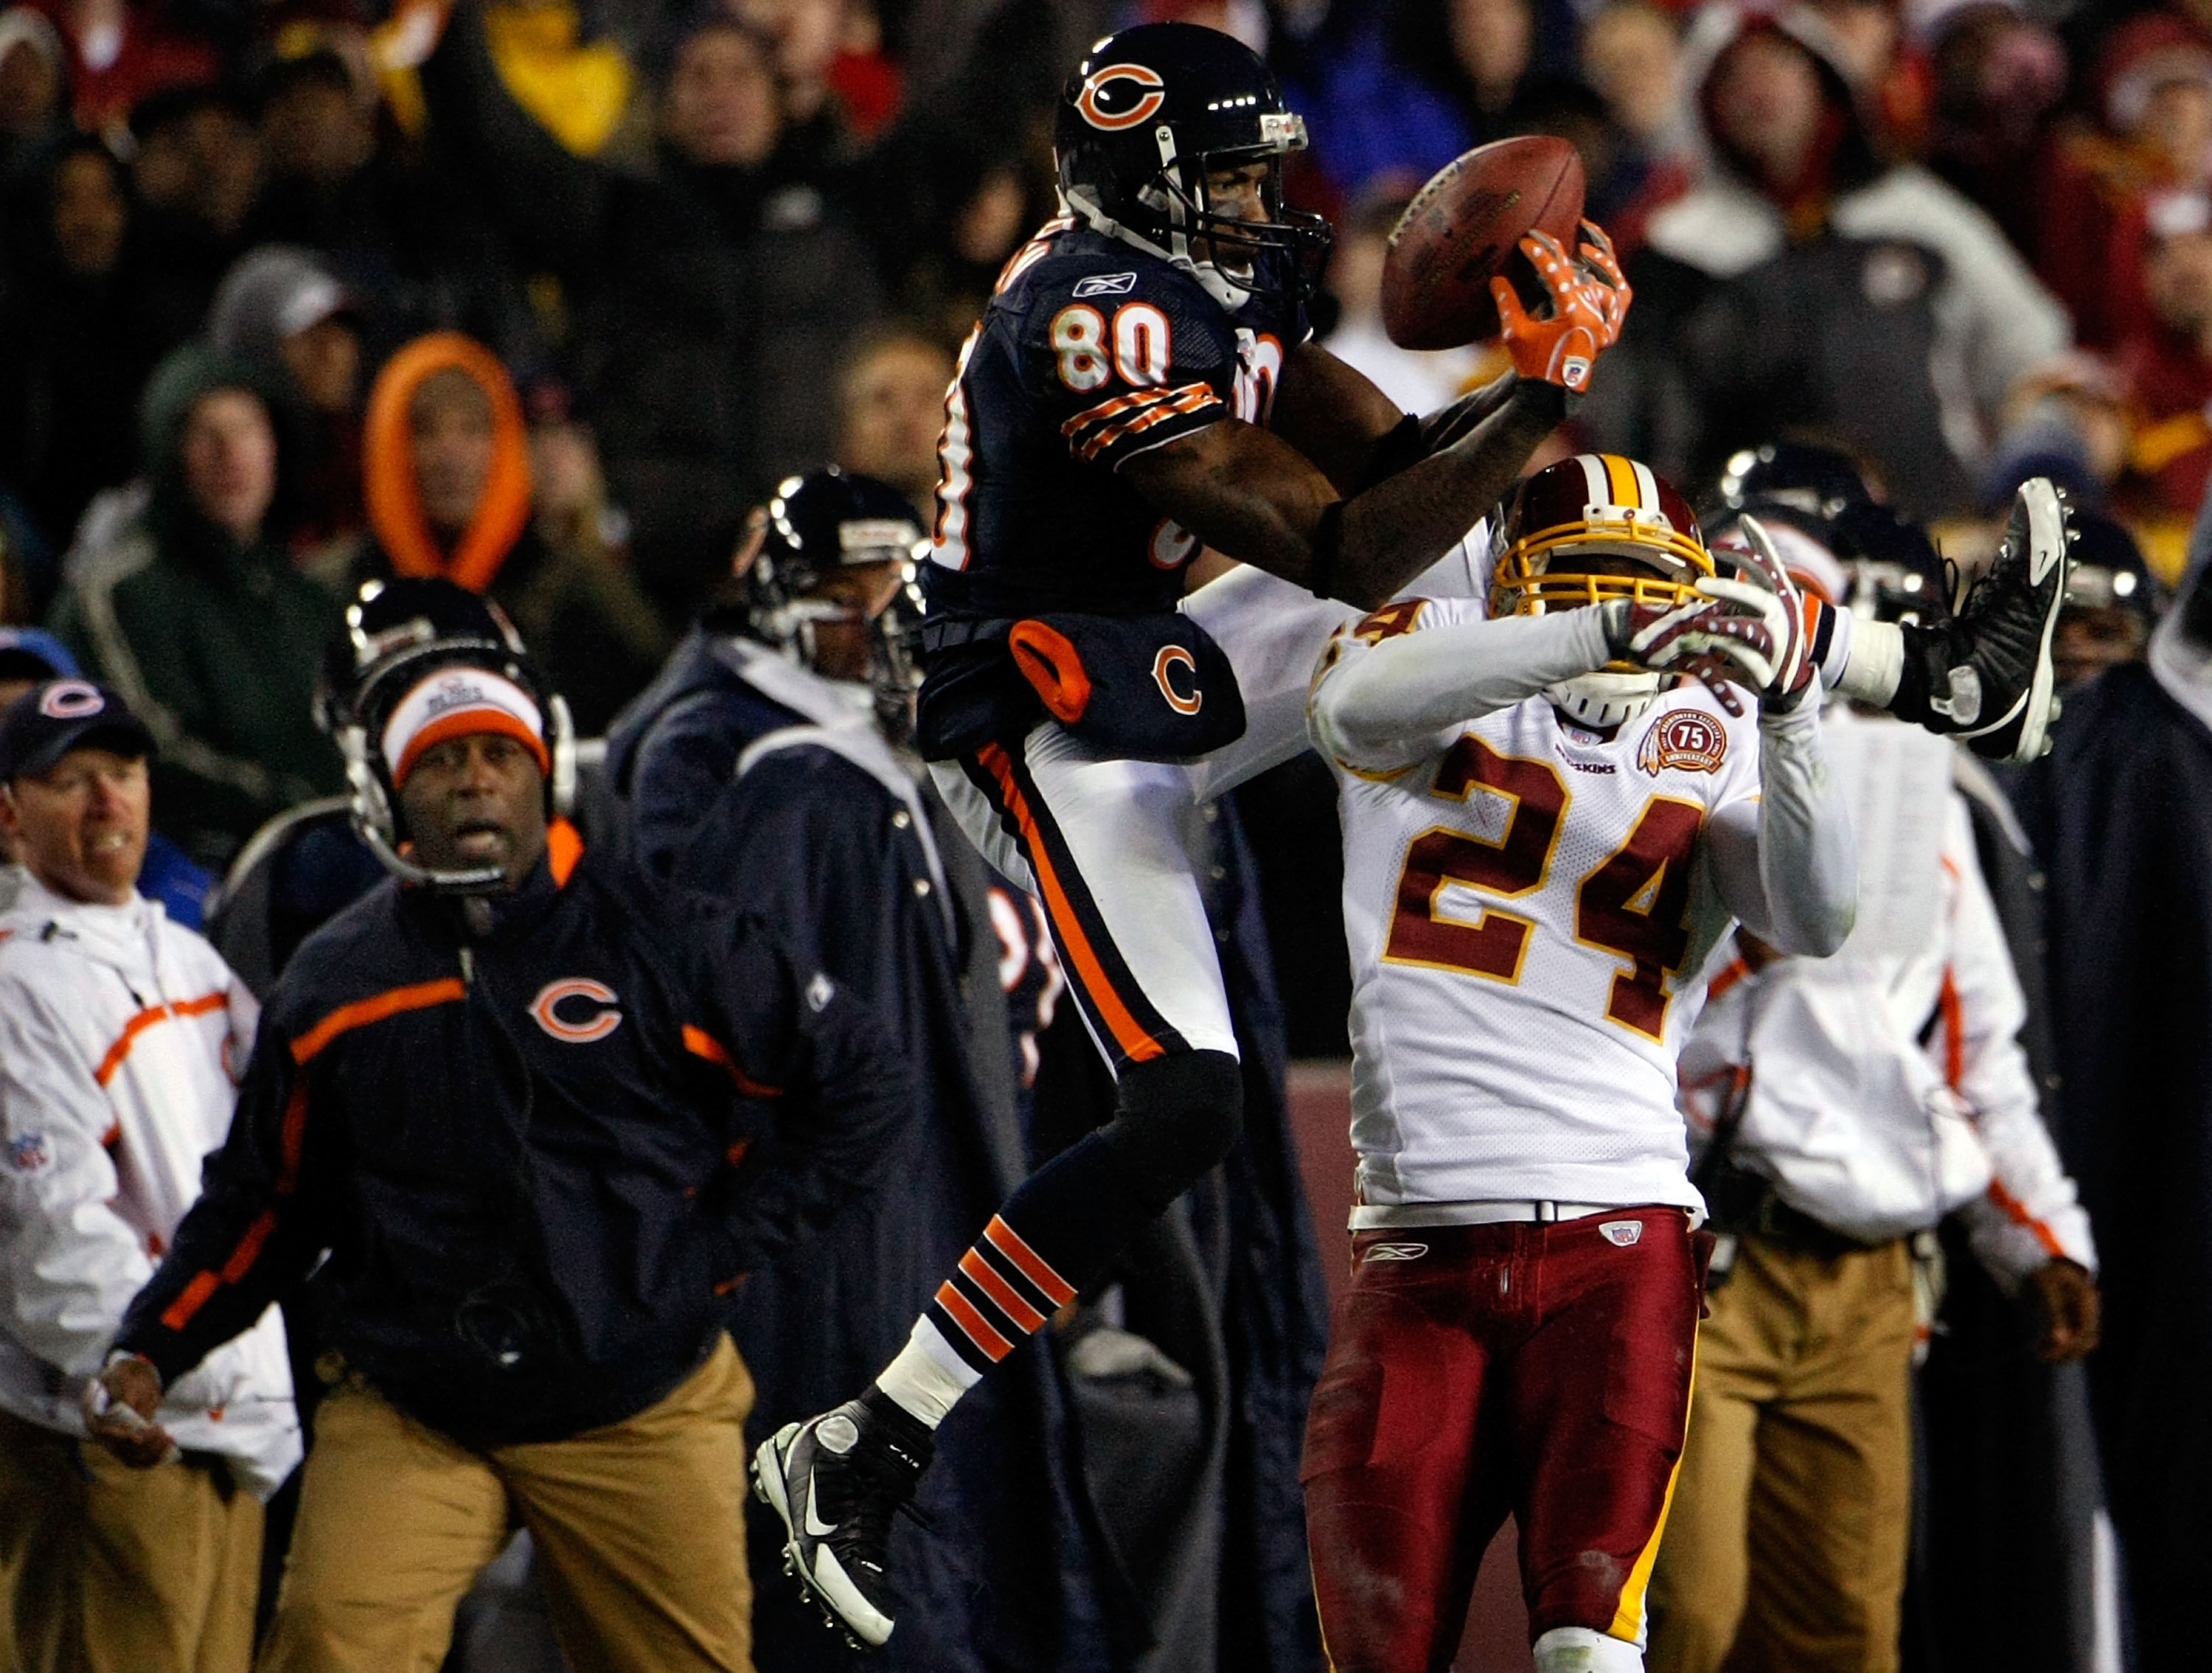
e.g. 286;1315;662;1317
529;978;623;1043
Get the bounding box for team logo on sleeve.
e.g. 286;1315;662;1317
529;978;623;1043
1152;645;1203;714
1637;709;1728;776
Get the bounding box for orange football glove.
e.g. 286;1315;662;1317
1490;224;1632;392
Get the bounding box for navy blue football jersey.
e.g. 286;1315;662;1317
922;219;1309;620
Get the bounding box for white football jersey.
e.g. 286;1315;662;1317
1315;595;1761;1212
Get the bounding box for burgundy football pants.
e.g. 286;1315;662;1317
1301;1209;1705;1672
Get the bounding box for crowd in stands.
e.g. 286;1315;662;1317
3;0;2212;1669
0;0;2202;869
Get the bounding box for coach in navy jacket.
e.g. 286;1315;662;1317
109;818;905;1444
91;652;908;1672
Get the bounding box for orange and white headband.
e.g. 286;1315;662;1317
382;667;549;787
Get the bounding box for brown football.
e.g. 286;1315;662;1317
1380;136;1588;350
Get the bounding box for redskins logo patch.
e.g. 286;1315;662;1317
1637;709;1728;776
1074;63;1166;131
529;978;622;1044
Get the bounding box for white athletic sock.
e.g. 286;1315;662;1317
1836;616;1904;707
1532;1625;1645;1672
873;1318;981;1429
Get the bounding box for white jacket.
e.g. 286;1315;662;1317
0;873;299;1498
1677;713;2094;1289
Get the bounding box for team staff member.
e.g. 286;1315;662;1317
0;681;297;1673
86;583;911;1673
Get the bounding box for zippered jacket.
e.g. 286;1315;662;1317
114;829;910;1446
0;873;299;1498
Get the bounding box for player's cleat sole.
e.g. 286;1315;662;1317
750;1394;933;1652
1926;476;2073;762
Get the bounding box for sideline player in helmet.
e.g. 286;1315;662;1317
1299;454;1859;1673
752;20;1644;1648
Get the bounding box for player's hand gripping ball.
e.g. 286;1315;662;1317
1491;223;1632;393
1381;135;1586;348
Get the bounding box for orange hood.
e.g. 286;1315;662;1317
364;333;535;594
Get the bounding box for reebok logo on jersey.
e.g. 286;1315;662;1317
1073;271;1138;298
1638;709;1728;776
1363;1242;1429;1262
1599;1220;1644;1247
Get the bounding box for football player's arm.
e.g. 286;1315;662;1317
1933;799;2098;1302
1121;380;1567;611
110;1013;325;1391
1309;602;1613;771
1267;341;1422;493
1703;694;1857;959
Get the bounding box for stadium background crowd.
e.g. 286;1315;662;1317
1;0;2209;1667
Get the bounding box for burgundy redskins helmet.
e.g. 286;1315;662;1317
1492;454;1718;728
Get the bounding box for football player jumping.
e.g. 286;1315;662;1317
1300;455;1859;1673
751;18;2073;1649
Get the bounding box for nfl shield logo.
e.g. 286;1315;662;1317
1599;1220;1644;1247
4;1131;49;1172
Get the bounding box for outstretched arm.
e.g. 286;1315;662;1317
1124;226;1626;610
1309;602;1612;770
1123;380;1566;610
1703;698;1857;957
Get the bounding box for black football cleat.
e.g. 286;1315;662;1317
1913;477;2073;761
751;1391;933;1649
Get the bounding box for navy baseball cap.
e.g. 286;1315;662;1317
0;681;156;782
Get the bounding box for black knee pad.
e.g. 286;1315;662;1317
1099;1049;1244;1211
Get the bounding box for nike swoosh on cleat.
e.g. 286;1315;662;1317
804;1487;840;1540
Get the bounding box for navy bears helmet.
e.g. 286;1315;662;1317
1055;22;1331;305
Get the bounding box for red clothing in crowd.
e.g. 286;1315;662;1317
2117;324;2212;520
24;0;216;131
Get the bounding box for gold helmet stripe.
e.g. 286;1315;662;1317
1603;453;1641;508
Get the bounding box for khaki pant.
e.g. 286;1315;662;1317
260;1333;756;1673
1648;1237;1916;1673
0;1405;263;1673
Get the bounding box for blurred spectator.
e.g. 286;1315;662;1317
422;4;885;616
834;326;953;512
127;84;262;348
51;345;345;868
0;134;169;554
331;331;665;733
0;7;65;173
1600;2;2069;521
23;0;215;133
2022;554;2212;1672
1318;190;1486;415
0;678;297;1673
251;35;535;358
2112;189;2212;577
1582;1;1690;161
0;627;211;922
2038;12;2212;352
1921;0;2069;262
208;245;366;550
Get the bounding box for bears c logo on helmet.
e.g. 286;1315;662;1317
1075;64;1166;131
529;978;623;1043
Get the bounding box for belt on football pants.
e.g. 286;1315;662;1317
1349;1201;1628;1230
